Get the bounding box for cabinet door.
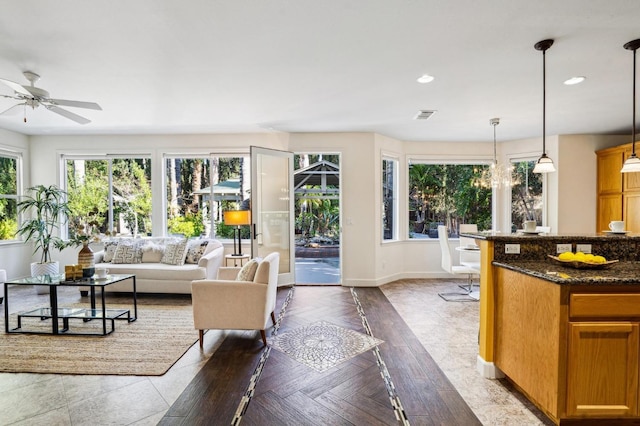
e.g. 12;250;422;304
598;150;624;193
566;322;639;417
598;194;623;232
624;193;640;233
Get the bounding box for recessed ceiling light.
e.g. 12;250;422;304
564;76;586;85
417;74;435;84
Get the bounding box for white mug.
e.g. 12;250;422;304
523;220;536;232
609;221;625;232
95;267;109;278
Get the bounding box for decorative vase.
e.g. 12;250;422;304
78;242;95;278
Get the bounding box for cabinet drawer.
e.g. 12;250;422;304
570;294;640;318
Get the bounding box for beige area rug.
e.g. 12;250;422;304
0;304;198;376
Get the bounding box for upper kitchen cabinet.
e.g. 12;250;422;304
597;143;640;233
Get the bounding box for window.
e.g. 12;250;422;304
382;157;398;241
65;156;152;238
165;155;250;238
511;160;543;232
0;151;20;241
408;163;492;238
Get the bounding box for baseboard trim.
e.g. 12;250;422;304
477;355;504;379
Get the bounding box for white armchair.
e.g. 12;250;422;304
191;252;280;348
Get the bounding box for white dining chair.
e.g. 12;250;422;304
438;225;479;301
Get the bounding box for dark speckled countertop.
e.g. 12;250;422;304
493;260;640;285
458;232;640;285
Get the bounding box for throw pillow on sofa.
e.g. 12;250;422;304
112;240;143;264
185;239;209;264
236;259;259;281
141;242;165;263
103;240;119;263
161;239;189;265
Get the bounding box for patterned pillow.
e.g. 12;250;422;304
185;239;209;264
161;239;189;265
102;240;119;263
236;259;259;282
112;240;142;264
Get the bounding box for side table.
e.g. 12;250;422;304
225;254;250;267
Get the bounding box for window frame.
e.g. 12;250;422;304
406;156;495;240
163;151;250;239
62;153;153;238
382;154;399;242
0;148;23;243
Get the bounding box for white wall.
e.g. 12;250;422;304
7;129;629;286
556;134;628;234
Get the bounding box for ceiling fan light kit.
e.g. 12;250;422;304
621;38;640;173
0;71;101;124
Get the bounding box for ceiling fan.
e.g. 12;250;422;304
0;71;101;124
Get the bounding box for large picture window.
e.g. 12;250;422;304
382;157;398;241
165;155;250;238
0;151;20;241
65;156;152;238
408;163;492;238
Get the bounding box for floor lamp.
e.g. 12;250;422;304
224;210;251;256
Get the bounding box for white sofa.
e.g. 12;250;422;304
83;237;224;294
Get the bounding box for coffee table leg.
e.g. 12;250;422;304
131;276;137;321
50;286;59;334
101;287;107;335
4;282;9;332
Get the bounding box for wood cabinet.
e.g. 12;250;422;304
597;143;640;232
494;268;640;424
566;322;639;417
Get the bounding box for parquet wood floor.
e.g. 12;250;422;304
160;286;480;425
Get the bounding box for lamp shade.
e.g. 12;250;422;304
224;210;251;226
532;153;556;173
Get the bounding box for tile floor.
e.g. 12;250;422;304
0;280;552;425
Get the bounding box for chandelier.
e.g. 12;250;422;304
474;118;520;189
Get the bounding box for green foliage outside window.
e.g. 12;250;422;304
409;163;492;238
0;155;18;240
66;158;152;237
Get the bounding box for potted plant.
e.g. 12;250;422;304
16;185;71;290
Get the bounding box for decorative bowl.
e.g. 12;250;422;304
547;255;619;270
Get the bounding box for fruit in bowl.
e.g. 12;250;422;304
557;251;607;264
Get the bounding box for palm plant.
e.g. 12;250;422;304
16;185;71;264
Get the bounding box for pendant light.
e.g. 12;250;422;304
533;39;556;174
473;118;519;188
621;39;640;173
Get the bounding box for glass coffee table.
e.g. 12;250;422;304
4;273;137;336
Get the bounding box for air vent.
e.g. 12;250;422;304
414;110;436;120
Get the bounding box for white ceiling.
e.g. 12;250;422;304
0;0;639;142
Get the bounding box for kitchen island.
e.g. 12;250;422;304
464;232;640;425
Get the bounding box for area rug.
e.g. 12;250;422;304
269;320;383;372
0;304;198;376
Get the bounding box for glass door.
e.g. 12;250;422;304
250;146;295;285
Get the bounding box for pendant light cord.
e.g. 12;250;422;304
542;47;547;155
633;46;637;156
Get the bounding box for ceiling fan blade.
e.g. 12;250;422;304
48;99;102;110
46;105;91;124
0;103;24;116
0;78;32;96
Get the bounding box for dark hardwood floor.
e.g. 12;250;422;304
160;286;480;425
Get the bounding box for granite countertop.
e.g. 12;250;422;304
462;232;639;241
493;260;640;285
